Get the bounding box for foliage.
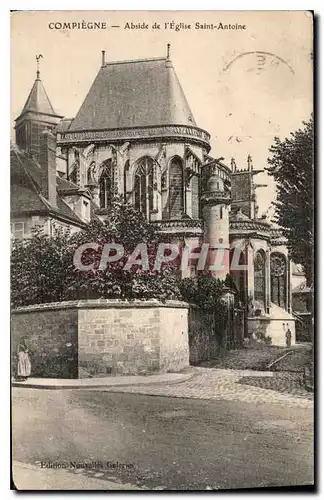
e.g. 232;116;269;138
11;198;181;307
11;225;71;307
179;273;228;314
266;116;314;285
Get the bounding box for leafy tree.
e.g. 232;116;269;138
266;116;314;285
11;198;181;307
11;226;71;307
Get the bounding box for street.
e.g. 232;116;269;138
12;386;314;490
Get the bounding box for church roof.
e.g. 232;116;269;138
229;209;252;222
10;145;84;226
18;75;60;118
69;57;196;131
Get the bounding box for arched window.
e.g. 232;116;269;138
99;159;114;209
134;157;154;218
124;160;130;202
169;157;184;219
270;253;287;309
191;174;200;219
254;250;266;309
69;167;78;185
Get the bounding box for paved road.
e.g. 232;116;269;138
97;368;313;408
12;388;314;490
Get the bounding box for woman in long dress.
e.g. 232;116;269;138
16;341;31;381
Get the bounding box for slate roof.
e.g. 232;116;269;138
69;57;196;131
229;209;252;222
18;76;61;118
10;145;85;226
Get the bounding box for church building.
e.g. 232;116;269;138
11;47;296;345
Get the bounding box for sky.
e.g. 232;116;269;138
10;10;313;216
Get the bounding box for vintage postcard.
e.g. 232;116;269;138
11;10;314;491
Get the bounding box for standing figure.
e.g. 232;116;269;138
285;324;292;348
16;340;31;381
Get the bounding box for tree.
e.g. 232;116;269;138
266;115;314;285
11;198;181;307
11;225;72;307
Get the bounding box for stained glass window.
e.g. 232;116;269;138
99;159;114;209
169;157;184;219
270;253;287;309
254;250;266;308
134;157;154;218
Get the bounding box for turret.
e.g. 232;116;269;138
14;55;63;161
202;169;231;280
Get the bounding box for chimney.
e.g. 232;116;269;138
101;50;106;67
39;130;57;208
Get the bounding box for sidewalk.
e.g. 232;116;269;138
12;461;143;490
12;371;194;390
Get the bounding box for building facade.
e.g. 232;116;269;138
12;49;298;345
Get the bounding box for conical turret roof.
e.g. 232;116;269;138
69;57;196;131
19;74;58;118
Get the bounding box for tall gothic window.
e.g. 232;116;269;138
254;250;266;308
169;157;184;219
270;253;287;309
191;174;200;219
99;159;114;209
134;157;154;219
124;160;130;202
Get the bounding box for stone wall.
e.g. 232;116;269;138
11;300;189;378
11;305;78;378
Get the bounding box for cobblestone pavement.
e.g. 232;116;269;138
95;368;313;408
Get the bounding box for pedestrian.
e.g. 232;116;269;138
285;324;292;348
16;340;31;381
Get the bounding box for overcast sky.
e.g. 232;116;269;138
11;10;313;216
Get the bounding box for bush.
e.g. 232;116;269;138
11;198;181;307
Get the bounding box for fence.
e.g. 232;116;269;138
188;304;245;365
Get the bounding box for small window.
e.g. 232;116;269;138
11;222;24;240
220;206;223;219
82;200;90;220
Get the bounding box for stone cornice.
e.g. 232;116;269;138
11;299;189;313
201;190;231;205
57;124;211;150
230;219;271;232
152;219;203;236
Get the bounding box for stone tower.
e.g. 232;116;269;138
14;56;63;160
202;169;231;280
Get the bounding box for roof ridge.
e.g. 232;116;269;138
102;56;166;66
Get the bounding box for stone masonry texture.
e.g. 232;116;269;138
11;300;189;378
